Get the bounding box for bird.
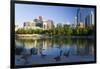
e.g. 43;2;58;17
63;50;70;57
21;53;32;64
40;49;46;58
21;49;32;64
30;48;37;55
54;50;62;61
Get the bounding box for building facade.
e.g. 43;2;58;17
23;16;55;30
23;21;36;29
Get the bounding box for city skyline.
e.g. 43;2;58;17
15;4;94;27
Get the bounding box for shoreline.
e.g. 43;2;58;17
15;34;94;40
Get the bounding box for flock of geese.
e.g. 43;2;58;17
19;47;70;64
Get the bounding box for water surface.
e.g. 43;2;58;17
15;38;95;66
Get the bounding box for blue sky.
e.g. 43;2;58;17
15;4;94;27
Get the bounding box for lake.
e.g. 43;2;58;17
15;38;95;66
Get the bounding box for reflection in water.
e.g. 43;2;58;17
15;38;95;66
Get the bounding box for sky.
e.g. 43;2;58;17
15;4;94;27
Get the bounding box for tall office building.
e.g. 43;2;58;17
76;8;80;26
85;15;88;27
77;8;84;26
91;11;95;25
85;11;94;27
73;16;77;28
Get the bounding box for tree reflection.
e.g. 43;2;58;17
15;38;94;65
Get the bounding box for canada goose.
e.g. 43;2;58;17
40;49;46;58
21;49;32;64
21;53;32;59
63;50;70;57
21;53;32;64
30;48;37;55
54;50;62;61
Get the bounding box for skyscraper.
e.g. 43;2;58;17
91;11;95;25
77;8;80;26
85;11;94;27
74;16;77;28
77;8;84;26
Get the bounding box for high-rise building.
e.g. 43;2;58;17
77;8;84;26
85;11;94;27
77;8;80;26
73;16;77;28
85;15;91;27
91;11;95;25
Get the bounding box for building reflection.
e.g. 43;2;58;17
15;38;94;57
76;39;94;56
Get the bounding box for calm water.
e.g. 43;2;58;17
15;38;95;66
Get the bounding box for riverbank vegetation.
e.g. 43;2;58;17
15;26;95;36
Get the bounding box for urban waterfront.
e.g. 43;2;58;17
15;4;95;66
15;38;94;66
